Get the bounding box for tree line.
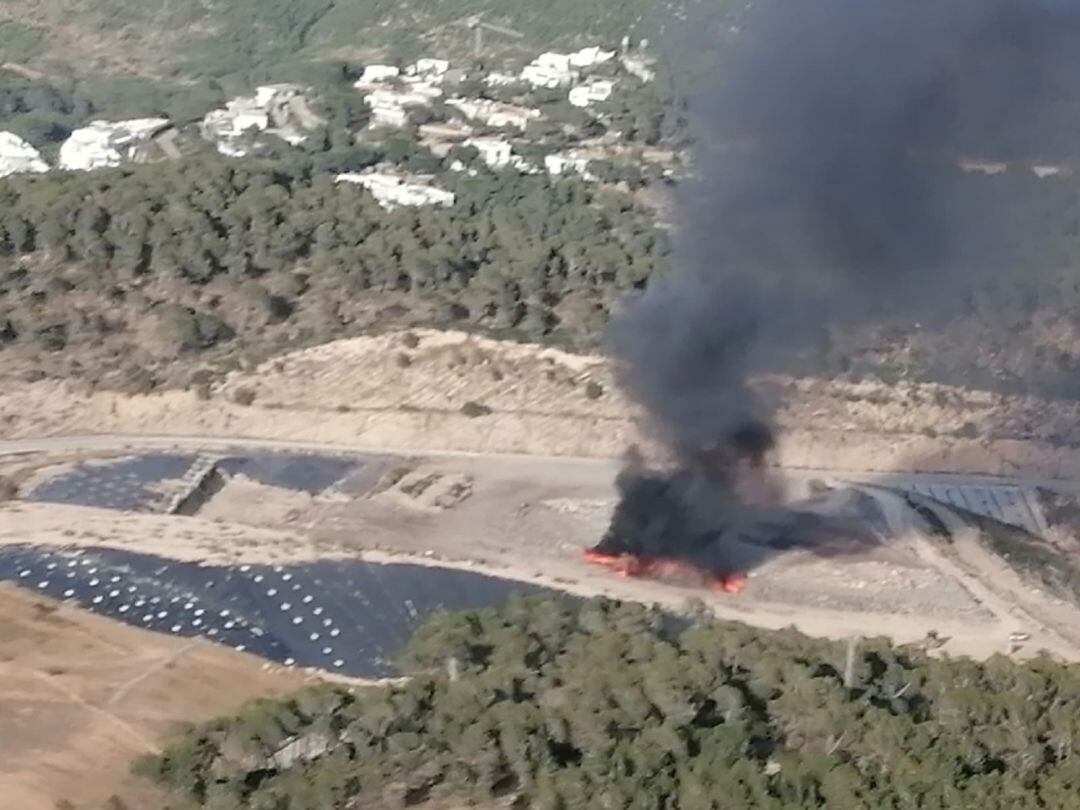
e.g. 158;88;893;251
135;595;1080;809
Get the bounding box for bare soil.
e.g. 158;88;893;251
7;329;1080;478
0;583;309;810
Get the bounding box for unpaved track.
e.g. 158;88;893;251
4;431;1077;489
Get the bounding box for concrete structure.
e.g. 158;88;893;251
485;72;519;87
419;122;473;156
418;121;472;141
544;150;596;180
401;77;444;99
521;54;578;89
446;97;539;131
408;58;450;79
534;52;573;72
568;78;615;107
367;88;421;127
621;54;657;83
367;97;409;128
466;137;513;169
364;83;442;128
0;131;49;177
335;171;455;209
59;119;172;171
521;47;614;88
355;64;400;86
201;85;325;157
568;46;616;68
958;159;1007;175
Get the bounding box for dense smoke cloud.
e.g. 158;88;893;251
597;0;1080;574
617;0;1080;463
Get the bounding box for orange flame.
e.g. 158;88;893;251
582;549;746;594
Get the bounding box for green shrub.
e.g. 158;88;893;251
460;401;492;417
231;386;256;406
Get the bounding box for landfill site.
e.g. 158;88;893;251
5;330;1080;807
4;435;1079;664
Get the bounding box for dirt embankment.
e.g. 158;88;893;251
5;328;1080;478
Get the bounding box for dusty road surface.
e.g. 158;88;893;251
0;583;309;810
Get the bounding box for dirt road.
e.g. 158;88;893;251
4;431;1076;489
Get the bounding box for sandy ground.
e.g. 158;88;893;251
0;501;346;567
195;474;319;527
6;329;1080;477
0;583;309;810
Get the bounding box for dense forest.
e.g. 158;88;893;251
7;0;1080;400
0;152;667;387
8;149;1080;398
136;595;1080;809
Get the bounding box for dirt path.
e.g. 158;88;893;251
106;641;200;708
948;529;1080;650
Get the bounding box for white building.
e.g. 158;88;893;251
0;132;49;177
544;150;597;180
958;159;1007;175
59;119;171;171
521;48;613;88
398;78;444;100
356;64;400;86
466;137;514;169
335;172;455;209
621;54;657;83
535;52;574;72
446;97;540;131
363;82;443;129
568;46;616;68
419;121;474;156
202;107;268;157
568;78;615;107
408;58;450;79
201;84;325;157
484;72;519;87
1033;164;1068;178
521;54;578;89
367;97;409;128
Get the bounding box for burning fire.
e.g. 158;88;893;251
582;549;747;594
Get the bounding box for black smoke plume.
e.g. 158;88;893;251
595;0;1080;578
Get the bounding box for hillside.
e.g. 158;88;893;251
2;1;1080;405
0;0;708;166
0;0;697;85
